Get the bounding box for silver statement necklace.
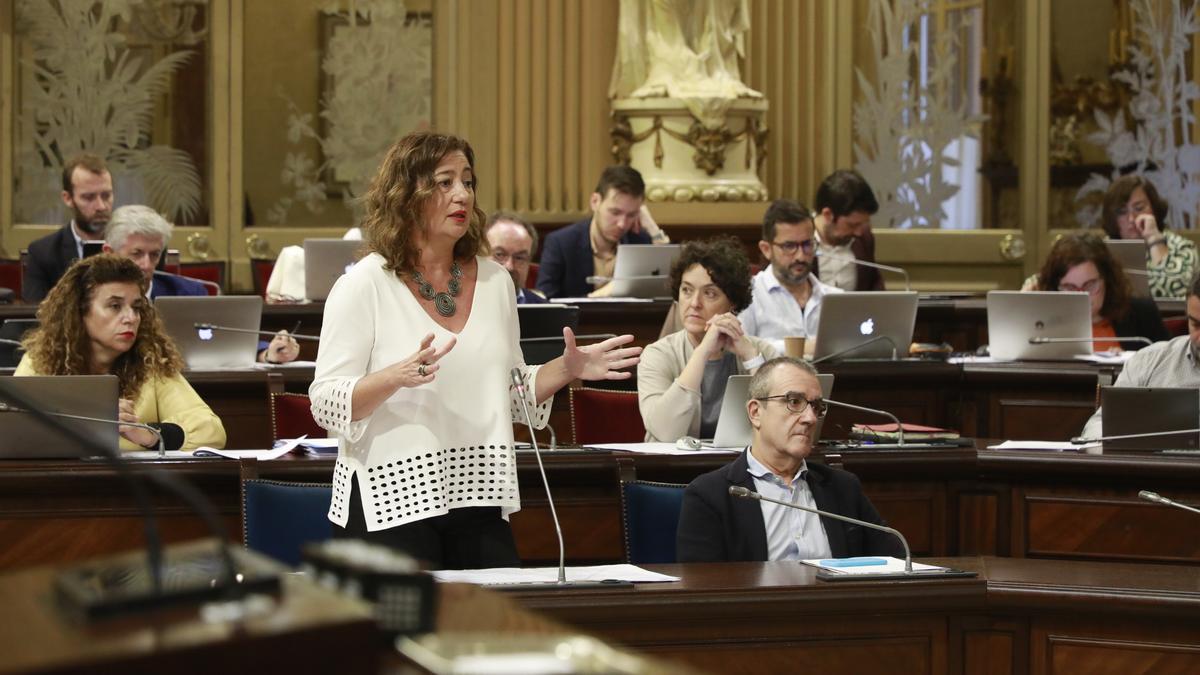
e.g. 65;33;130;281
412;261;463;317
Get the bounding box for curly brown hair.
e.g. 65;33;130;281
1036;231;1131;322
668;236;754;312
361;132;488;275
22;254;183;399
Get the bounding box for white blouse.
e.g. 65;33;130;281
310;253;551;532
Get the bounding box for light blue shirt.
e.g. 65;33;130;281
738;266;842;349
745;449;832;561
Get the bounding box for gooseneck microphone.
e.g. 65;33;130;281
1029;336;1153;347
823;398;906;445
814;250;910;291
1139;490;1200;516
510;367;566;585
193;323;321;341
729;485;912;572
1070;428;1200;446
0;337;23;347
811;334;899;364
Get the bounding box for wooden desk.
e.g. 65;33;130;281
509;557;1200;675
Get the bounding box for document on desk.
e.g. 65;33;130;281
432;564;680;585
801;556;948;575
584;442;740;455
121;437;310;460
1074;352;1136;365
987;440;1097;451
548;297;656;303
252;360;318;369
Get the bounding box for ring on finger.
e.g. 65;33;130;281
418;363;427;377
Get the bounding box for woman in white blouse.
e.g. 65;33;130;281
310;132;641;569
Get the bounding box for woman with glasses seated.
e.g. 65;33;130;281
1100;175;1197;299
638;236;778;442
1026;232;1168;351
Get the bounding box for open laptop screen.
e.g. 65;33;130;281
986;291;1092;361
0;375;120;459
813;292;918;362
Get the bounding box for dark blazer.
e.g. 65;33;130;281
811;228;885;291
150;271;210;299
516;288;548;304
23;224;80;303
535;217;651;299
676;449;905;562
1113;296;1170;349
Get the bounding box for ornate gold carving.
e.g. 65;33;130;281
186;232;211;261
245;234;272;260
999;234;1026;261
609;114;768;177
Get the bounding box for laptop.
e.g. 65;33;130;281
707;373;835;448
812;291;919;362
986;291;1092;361
1101;386;1200;451
605;244;681;298
304;238;362;302
1106;240;1151;297
518;304;581;365
0;375;120;458
156;296;263;370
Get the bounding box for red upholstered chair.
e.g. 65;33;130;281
251;259;276;298
269;392;325;442
0;259;21;298
526;262;539;289
1164;316;1188;338
179;261;227;294
568;387;646;445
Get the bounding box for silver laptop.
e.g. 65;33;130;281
1106;240;1151;298
156;296;263;370
304;238;362;302
813;291;919;361
0;375;119;458
986;291;1092;361
707;373;835;448
606;244;681;298
1102;386;1200;451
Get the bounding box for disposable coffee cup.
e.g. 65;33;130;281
783;336;807;359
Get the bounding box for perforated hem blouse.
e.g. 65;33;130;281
310;253;551;532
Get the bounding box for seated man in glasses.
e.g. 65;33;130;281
485;211;546;304
676;356;904;563
738;199;842;357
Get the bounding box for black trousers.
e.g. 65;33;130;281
335;480;521;570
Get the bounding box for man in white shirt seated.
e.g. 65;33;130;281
676;357;904;562
812;169;885;291
738;199;841;356
1079;273;1200;440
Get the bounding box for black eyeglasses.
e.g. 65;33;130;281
771;239;815;255
755;393;828;416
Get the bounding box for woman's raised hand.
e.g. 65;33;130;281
562;327;642;380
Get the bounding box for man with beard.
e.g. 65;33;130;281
812;169;885;291
1079;272;1200;440
536;165;669;299
485;211;546;304
738;199;842;355
23;154;114;302
676;357;904;562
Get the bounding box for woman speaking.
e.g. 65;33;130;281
310;132;641;569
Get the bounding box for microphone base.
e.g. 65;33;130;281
815;568;977;582
488;580;636;592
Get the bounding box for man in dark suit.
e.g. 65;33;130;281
677;357;904;562
536;165;669;299
102;205;209;300
811;169;886;291
485;211;547;304
23;154;114;302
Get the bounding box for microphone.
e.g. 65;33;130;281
193;323;320;341
1138;490;1200;516
0;402;167;458
0;337;23;347
815;250;910;291
728;485;912;572
1070;428;1200;446
510;367;566;584
1029;336;1152;347
824;397;906;445
811;334;899;364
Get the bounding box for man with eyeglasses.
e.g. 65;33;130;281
812;169;884;292
485;211;547;304
739;199;842;355
676;357;904;562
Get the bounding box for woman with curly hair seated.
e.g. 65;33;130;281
638;236;778;442
16;254;226;452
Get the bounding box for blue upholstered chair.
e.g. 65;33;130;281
242;479;333;566
619;478;688;564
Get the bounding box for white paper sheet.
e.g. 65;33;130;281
432;564;679;585
801;556;947;575
987;440;1097;451
252;360;318;369
583;442;740;455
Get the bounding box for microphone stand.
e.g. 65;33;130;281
0;337;22;347
729;485;913;572
1070;428;1200;445
811;334;899;365
1139;490;1200;516
815;250;910;291
193;323;321;341
0;403;166;458
824;398;906;445
1029;336;1152;347
511;368;566;584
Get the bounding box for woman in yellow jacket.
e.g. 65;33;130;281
16;254;225;452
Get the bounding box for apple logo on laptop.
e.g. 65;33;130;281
859;318;875;336
197;326;214;341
